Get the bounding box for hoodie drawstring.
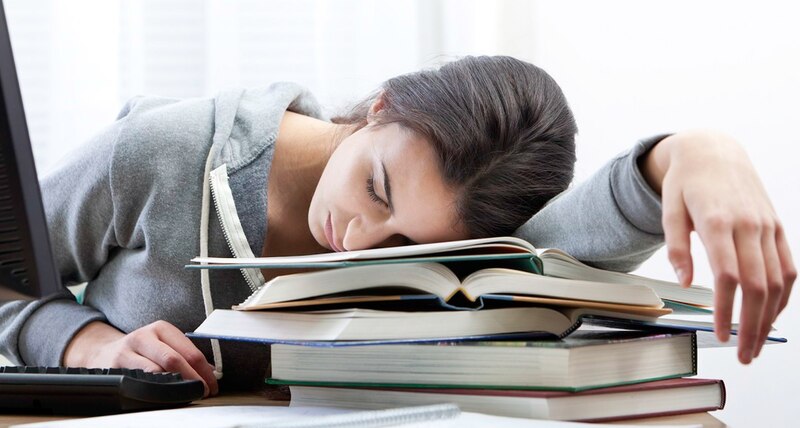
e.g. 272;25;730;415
200;144;224;380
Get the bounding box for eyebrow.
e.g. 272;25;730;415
381;160;394;212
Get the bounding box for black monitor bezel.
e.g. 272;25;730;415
0;0;63;299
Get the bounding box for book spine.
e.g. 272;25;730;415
531;255;543;274
578;405;724;423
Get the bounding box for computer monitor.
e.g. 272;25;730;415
0;0;63;300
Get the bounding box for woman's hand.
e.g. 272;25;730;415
63;320;218;397
640;130;796;364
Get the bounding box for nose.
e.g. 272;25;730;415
342;215;405;250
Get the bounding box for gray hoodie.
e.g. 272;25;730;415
0;82;666;390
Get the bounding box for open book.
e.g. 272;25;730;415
538;249;713;308
189;236;712;308
190;236;542;270
189;236;788;344
231;262;664;311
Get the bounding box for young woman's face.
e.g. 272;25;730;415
308;123;468;251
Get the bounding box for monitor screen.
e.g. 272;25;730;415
0;0;63;299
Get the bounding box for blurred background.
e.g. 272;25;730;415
4;0;799;425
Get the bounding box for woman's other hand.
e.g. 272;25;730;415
640;130;796;364
63;320;218;397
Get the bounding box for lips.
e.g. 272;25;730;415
325;213;343;252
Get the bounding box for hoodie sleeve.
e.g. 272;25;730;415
0;104;134;366
513;135;671;272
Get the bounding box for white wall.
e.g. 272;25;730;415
5;0;439;175
527;2;800;426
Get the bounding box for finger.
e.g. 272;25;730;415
154;321;219;396
132;331;211;397
124;354;166;374
733;223;768;364
662;183;694;287
697;218;738;343
754;225;783;358
775;224;797;314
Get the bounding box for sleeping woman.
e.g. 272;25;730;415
0;56;793;396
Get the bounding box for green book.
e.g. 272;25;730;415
267;329;698;392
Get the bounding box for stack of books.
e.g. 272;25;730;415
271;331;722;422
187;236;773;422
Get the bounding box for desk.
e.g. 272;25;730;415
0;391;726;427
0;392;280;428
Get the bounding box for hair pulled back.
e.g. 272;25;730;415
333;56;578;238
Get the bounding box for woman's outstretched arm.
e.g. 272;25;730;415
514;130;795;364
514;135;669;272
639;130;796;364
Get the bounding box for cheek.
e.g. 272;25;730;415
329;150;370;202
315;158;359;209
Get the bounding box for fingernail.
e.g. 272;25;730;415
675;267;685;284
754;337;764;358
739;349;751;364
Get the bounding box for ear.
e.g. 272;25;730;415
366;91;386;124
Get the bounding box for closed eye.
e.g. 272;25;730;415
366;175;388;208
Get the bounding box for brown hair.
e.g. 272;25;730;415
332;56;578;238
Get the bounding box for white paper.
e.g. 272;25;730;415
12;405;702;428
11;405;350;428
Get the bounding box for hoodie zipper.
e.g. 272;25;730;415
208;164;264;292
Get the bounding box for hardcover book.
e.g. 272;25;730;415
266;329;698;391
288;378;725;422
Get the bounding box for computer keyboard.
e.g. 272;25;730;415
0;366;205;415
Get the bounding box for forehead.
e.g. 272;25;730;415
368;124;467;243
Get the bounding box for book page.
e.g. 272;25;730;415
537;248;714;307
191;236;535;266
236;263;460;308
461;268;664;308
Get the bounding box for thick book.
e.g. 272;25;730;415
190;305;674;344
288;378;725;423
187;236;712;307
266;329;697;391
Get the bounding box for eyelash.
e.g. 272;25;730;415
366;176;388;208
